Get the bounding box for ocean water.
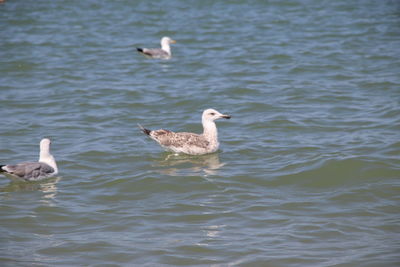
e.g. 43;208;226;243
1;0;399;266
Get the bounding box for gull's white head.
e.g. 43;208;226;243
40;138;51;153
161;36;176;47
39;138;58;173
202;108;231;122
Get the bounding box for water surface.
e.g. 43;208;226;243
1;0;399;266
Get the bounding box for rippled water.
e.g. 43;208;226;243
1;0;400;266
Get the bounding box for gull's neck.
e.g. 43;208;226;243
161;42;171;55
202;119;219;148
39;148;58;174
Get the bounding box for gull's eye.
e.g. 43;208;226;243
210;112;215;116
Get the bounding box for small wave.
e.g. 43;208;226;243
274;157;398;189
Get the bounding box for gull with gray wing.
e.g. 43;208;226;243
0;138;58;181
136;36;176;59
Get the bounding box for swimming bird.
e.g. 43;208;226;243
136;36;176;59
0;138;58;181
139;109;231;155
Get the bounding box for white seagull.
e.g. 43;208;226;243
136;36;176;59
139;109;231;155
0;138;58;181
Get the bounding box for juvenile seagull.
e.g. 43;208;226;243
136;36;176;59
139;109;231;155
0;138;58;181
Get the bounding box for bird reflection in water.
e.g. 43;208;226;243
0;177;60;204
156;153;225;176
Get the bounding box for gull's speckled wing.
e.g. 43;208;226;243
150;130;210;150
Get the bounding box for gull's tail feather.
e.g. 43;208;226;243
138;124;151;136
0;165;6;172
136;48;144;53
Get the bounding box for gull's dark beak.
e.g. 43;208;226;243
221;115;231;119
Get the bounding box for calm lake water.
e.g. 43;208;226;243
1;0;399;266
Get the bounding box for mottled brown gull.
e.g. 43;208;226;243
0;138;58;181
139;109;231;155
136;36;176;59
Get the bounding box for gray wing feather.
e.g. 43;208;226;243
142;48;169;58
3;162;54;180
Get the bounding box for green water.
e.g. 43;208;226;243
1;0;399;266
